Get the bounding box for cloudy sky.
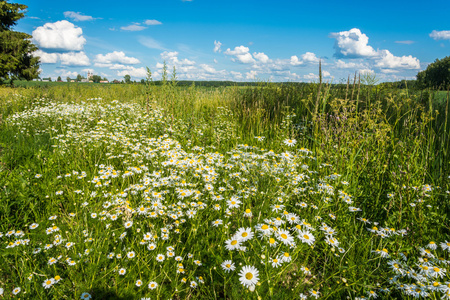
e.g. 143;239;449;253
17;0;450;82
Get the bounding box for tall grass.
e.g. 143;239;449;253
0;77;449;299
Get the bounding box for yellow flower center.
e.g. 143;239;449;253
231;240;238;246
281;234;288;239
245;272;253;280
261;225;269;230
242;232;248;238
304;235;309;240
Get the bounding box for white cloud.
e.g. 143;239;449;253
290;55;303;66
301;52;320;63
304;73;319;80
144;19;162;25
359;69;375;75
63;11;95;22
322;70;331;77
161;51;195;66
109;64;136;70
330;28;377;58
56;70;79;79
430;30;450;41
200;64;217;74
95;51;140;65
375;50;420;69
246;70;258;79
121;24;146;31
59;52;90;66
32;20;86;51
224;46;255;64
33;50;59;64
330;28;420;72
214;59;218;64
214;40;222;53
117;67;147;78
32;49;90;66
335;59;367;69
230;71;243;80
139;37;165;50
253;52;269;63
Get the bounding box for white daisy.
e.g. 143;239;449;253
238;265;259;288
148;281;158;290
221;260;236;273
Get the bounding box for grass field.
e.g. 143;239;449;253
0;81;449;299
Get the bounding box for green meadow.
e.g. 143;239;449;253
0;79;449;299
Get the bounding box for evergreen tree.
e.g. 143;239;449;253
0;1;40;85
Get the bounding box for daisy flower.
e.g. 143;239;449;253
127;251;136;259
283;139;297;147
270;257;282;268
221;260;236;273
12;287;21;295
42;278;54;289
156;254;165;262
148;281;158;290
225;237;241;251
136;279;143;287
118;268;126;275
298;230;315;246
29;223;39;230
238;265;259;288
235;227;254;242
276;229;294;246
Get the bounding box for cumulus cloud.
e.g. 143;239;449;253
33;49;59;64
32;20;86;51
139;37;166;50
359;69;375;75
230;71;243;80
59;52;90;66
121;24;146;31
322;70;331;77
161;51;195;66
253;52;269;63
290;52;320;66
200;64;217;74
95;51;140;65
144;19;162;25
375;50;420;70
335;59;367;69
290;55;303;66
214;40;222;53
63;11;95;22
330;28;420;72
429;30;450;41
32;50;90;66
330;28;377;58
246;70;258;79
224;46;255;64
304;73;319;80
55;70;79;78
117;67;147;78
301;52;320;63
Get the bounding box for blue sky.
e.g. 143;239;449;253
16;0;450;82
